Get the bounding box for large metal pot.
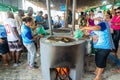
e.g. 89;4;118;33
40;36;86;80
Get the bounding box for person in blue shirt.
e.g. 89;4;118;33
43;14;49;30
35;11;44;26
0;25;9;66
80;13;114;80
21;17;41;69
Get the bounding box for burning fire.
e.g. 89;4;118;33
56;68;69;75
56;68;72;80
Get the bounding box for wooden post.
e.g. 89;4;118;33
72;0;76;34
64;0;69;28
46;0;53;35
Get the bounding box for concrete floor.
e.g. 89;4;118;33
0;52;43;80
0;48;120;80
82;47;120;80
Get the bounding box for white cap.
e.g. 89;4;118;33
94;13;104;19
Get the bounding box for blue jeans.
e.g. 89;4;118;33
24;43;36;67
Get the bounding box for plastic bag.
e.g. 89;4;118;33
74;29;83;39
36;25;48;35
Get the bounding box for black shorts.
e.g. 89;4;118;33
0;38;9;54
95;49;110;68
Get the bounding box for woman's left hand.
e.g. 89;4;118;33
112;22;120;26
39;34;44;38
79;27;85;31
0;39;4;44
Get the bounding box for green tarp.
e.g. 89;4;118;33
84;2;120;12
0;3;18;12
115;2;120;6
100;5;107;10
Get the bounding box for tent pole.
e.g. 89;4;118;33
64;0;69;28
72;0;76;34
46;0;53;35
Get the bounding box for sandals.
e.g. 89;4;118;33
111;69;120;73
